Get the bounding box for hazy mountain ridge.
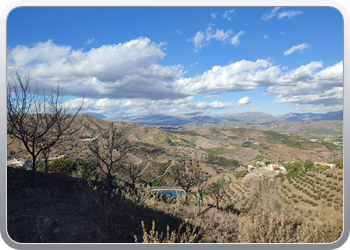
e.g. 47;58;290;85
104;110;343;126
97;110;343;137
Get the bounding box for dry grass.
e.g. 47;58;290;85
8;166;343;243
131;178;343;243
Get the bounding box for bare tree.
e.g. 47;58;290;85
121;145;165;188
88;122;132;188
7;73;84;186
170;159;205;195
121;161;146;188
209;178;226;209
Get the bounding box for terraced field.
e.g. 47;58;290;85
194;167;343;219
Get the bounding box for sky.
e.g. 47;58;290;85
6;7;344;119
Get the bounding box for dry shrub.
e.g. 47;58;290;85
135;220;200;243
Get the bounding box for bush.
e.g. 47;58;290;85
49;158;78;174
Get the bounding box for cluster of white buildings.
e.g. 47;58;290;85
7;154;65;170
313;162;336;169
266;163;286;172
81;137;98;142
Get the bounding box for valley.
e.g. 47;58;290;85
7;113;344;243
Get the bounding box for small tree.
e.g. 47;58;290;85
304;158;315;171
121;161;146;188
49;158;77;174
75;156;98;180
88;122;132;188
209;179;226;209
170;160;204;194
7;73;84;186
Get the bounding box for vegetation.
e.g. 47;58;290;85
7;102;344;243
88;122;132;188
167;130;200;136
7;73;84;187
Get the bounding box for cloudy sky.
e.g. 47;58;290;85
7;7;343;119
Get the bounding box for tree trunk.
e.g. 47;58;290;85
30;155;37;187
45;157;49;174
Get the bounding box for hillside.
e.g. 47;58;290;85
184;120;343;137
8;114;343;184
7;112;344;243
7;165;343;243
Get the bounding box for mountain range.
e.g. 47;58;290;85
93;110;343;127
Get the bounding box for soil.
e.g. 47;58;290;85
7;167;184;243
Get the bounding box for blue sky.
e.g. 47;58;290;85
7;7;343;118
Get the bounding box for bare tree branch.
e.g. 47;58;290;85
88;122;132;188
7;72;84;187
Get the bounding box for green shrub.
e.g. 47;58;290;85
49;158;78;174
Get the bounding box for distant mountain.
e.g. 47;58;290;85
106;110;343;126
220;112;276;122
126;113;191;126
82;112;107;119
276;110;343;122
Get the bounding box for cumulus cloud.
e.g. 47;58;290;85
171;59;281;96
265;61;343;109
176;30;183;35
188;26;236;52
222;9;235;21
69;96;233;117
7;38;343;114
263;35;270;39
7;38;185;100
283;43;310;56
236;97;252;107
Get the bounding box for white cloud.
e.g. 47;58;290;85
230;31;245;46
7;38;343;114
189;26;237;52
207;28;233;41
176;30;183;35
262;7;302;21
192;31;206;52
210;12;218;19
7;38;185;100
236;97;252;107
265;61;343;109
273;87;343;107
222;9;235;21
73;96;233;117
283;43;310;56
276;61;323;84
278;11;303;19
190;61;199;67
262;7;281;20
280;31;285;35
171;59;279;96
263;35;270;39
86;38;95;45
